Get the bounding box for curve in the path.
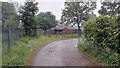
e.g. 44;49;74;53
32;38;98;66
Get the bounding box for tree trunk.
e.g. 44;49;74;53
77;12;81;42
77;23;81;37
25;28;28;35
34;28;37;36
24;28;31;36
44;30;47;34
77;13;81;37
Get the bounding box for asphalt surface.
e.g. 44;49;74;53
32;38;98;66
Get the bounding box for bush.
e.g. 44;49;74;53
79;16;120;66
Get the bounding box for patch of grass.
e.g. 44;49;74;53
2;34;78;66
77;41;99;65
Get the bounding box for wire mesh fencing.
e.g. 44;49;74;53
2;29;24;51
2;28;45;51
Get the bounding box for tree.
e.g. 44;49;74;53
61;1;96;36
98;1;120;16
2;2;17;29
19;0;38;36
37;12;57;34
4;14;20;29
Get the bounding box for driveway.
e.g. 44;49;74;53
32;38;98;66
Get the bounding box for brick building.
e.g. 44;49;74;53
54;24;78;34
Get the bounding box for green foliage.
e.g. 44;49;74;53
61;2;96;25
61;2;96;36
78;16;120;66
2;2;16;22
98;1;120;16
4;14;20;29
36;12;57;33
2;2;19;29
19;1;39;36
2;34;78;66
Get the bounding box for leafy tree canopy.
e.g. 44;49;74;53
2;2;18;29
98;1;120;16
37;12;57;32
61;1;96;36
19;0;39;35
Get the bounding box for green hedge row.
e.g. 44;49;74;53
80;16;120;66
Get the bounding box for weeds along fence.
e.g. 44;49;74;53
2;28;44;51
2;28;78;51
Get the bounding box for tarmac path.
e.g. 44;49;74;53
32;38;98;66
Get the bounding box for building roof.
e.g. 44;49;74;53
54;24;66;30
54;24;78;30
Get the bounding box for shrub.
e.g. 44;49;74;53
80;16;120;66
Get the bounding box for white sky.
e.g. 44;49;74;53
0;0;102;20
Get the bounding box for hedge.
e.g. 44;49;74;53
79;16;120;66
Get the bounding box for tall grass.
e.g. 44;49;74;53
2;34;78;66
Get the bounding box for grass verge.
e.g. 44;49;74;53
2;34;78;66
77;37;120;66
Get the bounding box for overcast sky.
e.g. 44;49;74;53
0;0;102;20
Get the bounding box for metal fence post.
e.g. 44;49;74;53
8;29;11;51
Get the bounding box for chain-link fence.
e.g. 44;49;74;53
2;29;24;50
2;28;45;51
